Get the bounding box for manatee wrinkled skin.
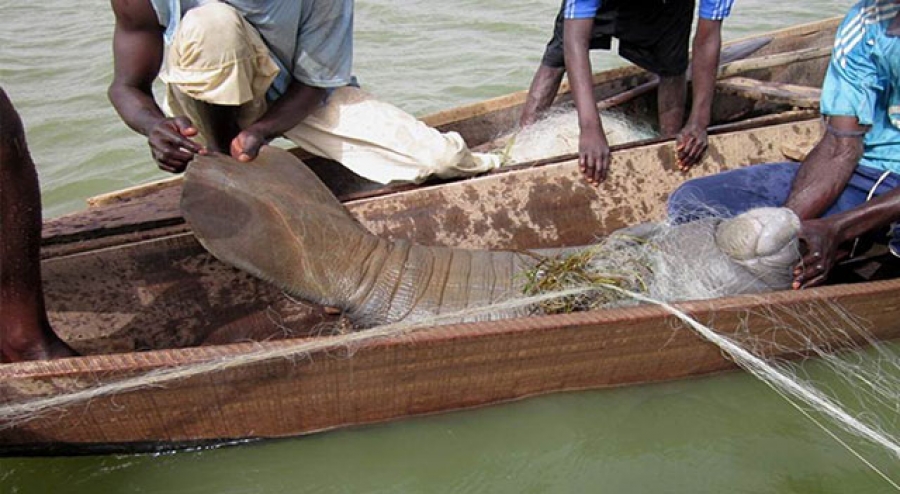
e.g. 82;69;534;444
182;147;800;327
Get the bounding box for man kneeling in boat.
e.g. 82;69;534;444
668;0;900;289
108;0;499;183
520;0;735;183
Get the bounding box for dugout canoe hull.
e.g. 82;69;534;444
4;117;900;454
4;282;900;455
1;16;875;453
40;16;840;257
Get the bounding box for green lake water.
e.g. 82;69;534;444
3;0;899;492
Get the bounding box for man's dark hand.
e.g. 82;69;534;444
792;218;845;289
578;130;611;186
148;116;205;173
230;128;268;162
676;122;708;172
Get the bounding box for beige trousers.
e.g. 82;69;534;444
160;2;499;184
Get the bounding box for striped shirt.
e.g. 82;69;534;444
563;0;734;20
821;0;900;173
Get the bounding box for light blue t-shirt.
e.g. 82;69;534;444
822;0;900;173
562;0;734;20
150;0;354;99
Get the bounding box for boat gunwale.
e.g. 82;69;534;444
40;110;824;259
3;277;896;379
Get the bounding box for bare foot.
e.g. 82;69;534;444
1;322;77;363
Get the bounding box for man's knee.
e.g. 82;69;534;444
165;2;277;108
667;172;750;224
667;179;714;224
667;163;799;223
175;3;251;63
0;88;30;167
180;3;244;36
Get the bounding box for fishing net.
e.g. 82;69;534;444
493;107;657;165
518;208;900;487
522;207;800;313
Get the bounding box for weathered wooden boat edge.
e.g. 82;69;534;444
3;275;899;454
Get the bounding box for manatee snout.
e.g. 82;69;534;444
716;207;801;287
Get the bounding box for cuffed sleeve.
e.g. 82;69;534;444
562;0;601;19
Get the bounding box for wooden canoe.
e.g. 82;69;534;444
8;16;895;454
5;115;900;455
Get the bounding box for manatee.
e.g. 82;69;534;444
182;146;801;328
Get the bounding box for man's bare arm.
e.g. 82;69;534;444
108;0;203;172
793;184;900;289
676;18;722;170
785;116;867;288
785;116;865;219
563;18;610;185
108;0;167;135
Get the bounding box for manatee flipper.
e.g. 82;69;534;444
182;147;533;327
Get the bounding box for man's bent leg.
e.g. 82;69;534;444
520;64;566;127
667;162;800;224
161;2;276;151
521;2;571;127
0;87;75;362
283;87;500;185
657;73;687;136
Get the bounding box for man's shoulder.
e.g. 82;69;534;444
836;0;899;40
112;0;164;29
833;0;899;67
842;0;899;20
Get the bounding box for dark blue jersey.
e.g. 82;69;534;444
562;0;734;20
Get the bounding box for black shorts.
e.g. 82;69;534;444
541;0;695;77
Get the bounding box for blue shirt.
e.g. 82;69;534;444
822;0;900;173
150;0;354;98
563;0;734;20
